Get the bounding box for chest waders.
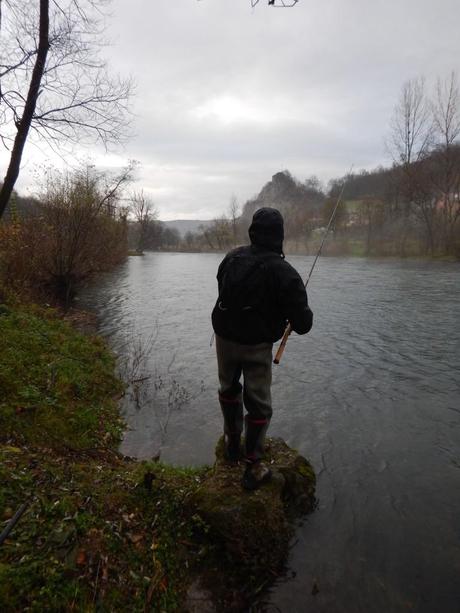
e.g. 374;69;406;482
216;335;273;466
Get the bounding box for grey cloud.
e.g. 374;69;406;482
14;0;460;217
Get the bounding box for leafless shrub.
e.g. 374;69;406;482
116;326;159;407
0;163;132;304
129;191;158;254
118;327;205;459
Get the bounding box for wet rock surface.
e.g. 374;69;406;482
186;437;316;611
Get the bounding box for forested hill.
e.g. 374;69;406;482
190;155;459;256
241;166;394;223
241;171;325;222
328;166;395;200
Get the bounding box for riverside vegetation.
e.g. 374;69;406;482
0;155;456;611
0;302;316;611
122;161;460;259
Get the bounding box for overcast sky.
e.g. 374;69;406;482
8;0;460;219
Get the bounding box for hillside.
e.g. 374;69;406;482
241;171;325;222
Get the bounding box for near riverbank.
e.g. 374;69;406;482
0;303;203;610
0;302;315;611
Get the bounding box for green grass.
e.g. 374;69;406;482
0;303;207;611
0;304;123;450
343;198;364;212
0;302;314;610
0;448;206;611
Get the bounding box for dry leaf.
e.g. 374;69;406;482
76;549;86;566
129;533;143;544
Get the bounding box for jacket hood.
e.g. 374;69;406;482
248;207;284;254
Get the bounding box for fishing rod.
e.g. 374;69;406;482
273;164;354;365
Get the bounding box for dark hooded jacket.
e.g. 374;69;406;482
211;207;313;345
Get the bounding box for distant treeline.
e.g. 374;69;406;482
4;155;459;308
2;81;459;307
1;73;459;309
132;74;460;259
133;153;459;258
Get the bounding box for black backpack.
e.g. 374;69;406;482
217;253;272;312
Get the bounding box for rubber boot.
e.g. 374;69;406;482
244;415;270;463
219;392;243;464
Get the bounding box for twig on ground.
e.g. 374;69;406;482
0;501;29;546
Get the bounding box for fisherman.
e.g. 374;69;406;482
211;207;313;490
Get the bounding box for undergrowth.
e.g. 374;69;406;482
0;304;123;450
0;302;306;611
0;303;207;611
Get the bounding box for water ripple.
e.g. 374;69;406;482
79;254;460;613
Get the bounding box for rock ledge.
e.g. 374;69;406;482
187;437;316;611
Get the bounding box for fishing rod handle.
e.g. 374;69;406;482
273;323;292;364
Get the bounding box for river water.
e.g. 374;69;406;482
79;253;460;613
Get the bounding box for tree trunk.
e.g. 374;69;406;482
425;221;435;256
0;0;49;219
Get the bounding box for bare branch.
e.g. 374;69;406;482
433;71;460;148
0;0;50;219
389;77;433;165
0;0;133;218
0;49;38;79
129;189;158;252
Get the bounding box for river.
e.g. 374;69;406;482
79;252;460;613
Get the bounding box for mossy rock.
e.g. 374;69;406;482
211;436;316;515
188;437;316;609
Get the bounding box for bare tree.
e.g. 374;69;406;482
431;72;460;252
214;216;233;250
357;197;387;255
389;73;460;254
389;77;438;254
0;0;132;219
433;72;460;148
389;77;433;166
228;194;239;246
130;190;157;253
201;225;215;250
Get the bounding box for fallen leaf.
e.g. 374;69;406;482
129;533;143;544
76;549;86;566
